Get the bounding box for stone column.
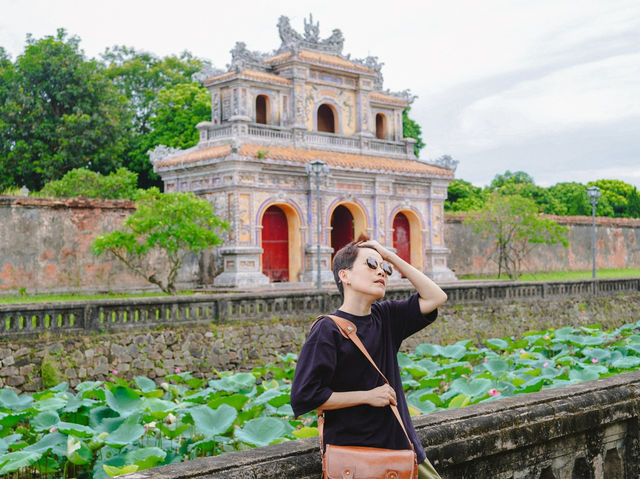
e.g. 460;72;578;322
213;246;270;287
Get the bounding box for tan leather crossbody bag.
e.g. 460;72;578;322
316;314;418;479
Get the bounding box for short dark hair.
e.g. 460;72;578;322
332;233;376;298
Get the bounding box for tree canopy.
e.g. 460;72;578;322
447;170;640;219
402;107;425;157
0;32;211;192
0;29;129;191
92;188;228;294
466;193;569;279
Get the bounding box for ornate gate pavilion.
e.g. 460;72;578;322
152;15;456;287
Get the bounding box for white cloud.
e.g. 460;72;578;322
457;52;640;149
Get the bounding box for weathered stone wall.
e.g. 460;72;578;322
1;197;640;295
124;371;640;479
0;196;200;295
446;213;640;276
2;292;639;393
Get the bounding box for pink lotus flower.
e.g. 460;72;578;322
543;362;549;368
543;335;550;340
175;368;181;374
591;358;599;364
483;358;488;363
49;427;57;433
520;349;526;354
488;389;501;397
112;369;118;375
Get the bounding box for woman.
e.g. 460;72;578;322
290;235;447;478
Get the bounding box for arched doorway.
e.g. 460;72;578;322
317;104;336;133
256;95;269;124
261;205;289;281
393;212;411;265
375;113;387;139
331;205;354;258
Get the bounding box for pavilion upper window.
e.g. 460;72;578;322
317;103;337;133
375;113;387;140
256;95;270;124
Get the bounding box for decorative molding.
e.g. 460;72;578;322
147;145;181;165
277;14;345;55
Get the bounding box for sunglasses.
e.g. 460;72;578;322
365;257;393;276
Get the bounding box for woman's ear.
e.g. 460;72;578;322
338;269;351;286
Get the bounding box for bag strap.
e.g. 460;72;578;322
316;314;415;453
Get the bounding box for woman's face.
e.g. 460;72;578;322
340;247;388;300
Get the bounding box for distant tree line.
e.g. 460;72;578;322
447;171;640;219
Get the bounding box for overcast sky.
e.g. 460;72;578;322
2;0;639;188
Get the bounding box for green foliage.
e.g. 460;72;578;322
38;168;138;199
0;29;129;192
402;107;425;156
589;179;639;218
545;182;591;216
147;83;210;150
466;193;569;279
445;179;485;212
41;355;64;389
448;170;640;218
92;188;228;294
102;46;207;188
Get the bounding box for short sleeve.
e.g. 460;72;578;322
375;293;438;350
290;318;339;417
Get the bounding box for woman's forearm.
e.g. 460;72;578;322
386;250;448;314
318;384;397;410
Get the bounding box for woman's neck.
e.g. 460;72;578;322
339;294;374;317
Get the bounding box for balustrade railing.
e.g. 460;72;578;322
2;278;638;338
194;122;410;158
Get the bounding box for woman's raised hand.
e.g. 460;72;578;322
358;240;392;262
367;384;397;407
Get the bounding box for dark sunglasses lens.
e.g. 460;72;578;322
382;263;393;276
366;257;378;269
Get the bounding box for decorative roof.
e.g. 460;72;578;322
156;143;452;177
265;49;375;74
370;91;410;106
204;69;292;87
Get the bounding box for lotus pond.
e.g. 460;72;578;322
3;320;640;477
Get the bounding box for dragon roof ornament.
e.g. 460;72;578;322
277;14;344;55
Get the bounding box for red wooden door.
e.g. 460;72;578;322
262;206;289;282
393;213;411;269
331;205;354;258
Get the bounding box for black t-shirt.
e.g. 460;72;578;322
290;293;437;463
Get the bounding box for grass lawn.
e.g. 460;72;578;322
0;290;194;305
459;268;640;282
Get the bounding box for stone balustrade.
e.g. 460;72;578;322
195;121;414;159
124;370;640;479
2;278;639;338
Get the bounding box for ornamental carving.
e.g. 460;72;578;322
229;42;270;72
147;145;181;165
277;14;344;55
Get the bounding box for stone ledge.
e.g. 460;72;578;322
124;371;640;478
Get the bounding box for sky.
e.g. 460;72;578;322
1;0;639;188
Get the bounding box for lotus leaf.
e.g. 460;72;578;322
0;388;33;411
0;450;42;475
235;417;293;447
189;404;237;438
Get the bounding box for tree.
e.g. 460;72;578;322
545;182;591;216
92;188;228;294
402;107;425;156
38;167;139;199
466;193;569;280
147;83;211;149
102;47;207;188
589;179;637;217
0;29;129;191
445;179;485;212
